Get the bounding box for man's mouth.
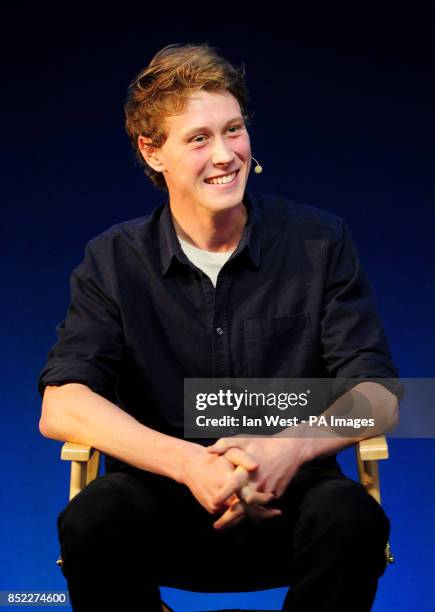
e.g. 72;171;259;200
205;170;239;185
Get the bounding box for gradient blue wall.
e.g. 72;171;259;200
2;5;434;611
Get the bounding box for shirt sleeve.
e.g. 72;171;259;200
320;219;404;401
37;240;124;401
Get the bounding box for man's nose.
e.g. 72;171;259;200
211;137;235;165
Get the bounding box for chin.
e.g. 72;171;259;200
204;196;244;213
201;184;246;210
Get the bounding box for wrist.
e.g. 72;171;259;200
177;441;206;485
274;424;315;464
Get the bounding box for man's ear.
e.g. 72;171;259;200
137;136;166;173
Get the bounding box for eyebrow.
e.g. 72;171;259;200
182;116;245;140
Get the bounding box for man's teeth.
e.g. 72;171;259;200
206;171;237;185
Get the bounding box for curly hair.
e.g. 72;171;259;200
124;42;253;191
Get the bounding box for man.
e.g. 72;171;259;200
39;43;401;611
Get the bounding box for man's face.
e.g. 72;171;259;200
143;89;252;214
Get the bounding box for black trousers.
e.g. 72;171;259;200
57;458;390;611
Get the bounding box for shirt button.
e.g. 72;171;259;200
216;327;224;335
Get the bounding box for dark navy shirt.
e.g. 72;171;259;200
38;190;401;469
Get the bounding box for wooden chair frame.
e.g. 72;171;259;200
56;437;394;611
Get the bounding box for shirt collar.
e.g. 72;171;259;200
159;188;262;277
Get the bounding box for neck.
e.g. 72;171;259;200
170;201;247;252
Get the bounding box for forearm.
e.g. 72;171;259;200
277;381;399;462
39;383;199;483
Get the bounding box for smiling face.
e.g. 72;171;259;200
138;89;252;216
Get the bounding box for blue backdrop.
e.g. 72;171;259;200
2;5;434;611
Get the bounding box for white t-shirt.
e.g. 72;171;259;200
177;235;235;287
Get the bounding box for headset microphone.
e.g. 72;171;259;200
251;156;263;174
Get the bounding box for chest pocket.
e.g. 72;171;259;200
243;312;313;377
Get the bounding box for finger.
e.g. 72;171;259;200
239;487;275;505
215;501;282;530
222;493;239;507
215;466;250;504
244;505;282;522
223;447;259;472
213;512;246;531
212;499;245;531
206;438;243;454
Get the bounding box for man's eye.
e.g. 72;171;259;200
228;125;243;134
191;125;244;144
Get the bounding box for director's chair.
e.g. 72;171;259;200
55;437;394;612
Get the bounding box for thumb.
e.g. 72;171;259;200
206;439;229;454
223;447;259;472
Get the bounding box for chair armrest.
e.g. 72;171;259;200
61;442;95;461
60;442;100;500
357;435;389;461
355;435;389;505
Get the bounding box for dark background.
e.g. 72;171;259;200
1;4;434;610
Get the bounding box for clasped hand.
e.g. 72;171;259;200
207;434;308;530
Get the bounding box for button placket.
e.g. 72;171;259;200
212;273;232;377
